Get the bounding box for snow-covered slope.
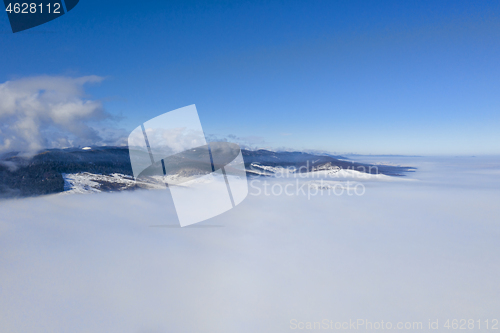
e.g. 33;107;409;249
61;172;223;195
61;173;166;194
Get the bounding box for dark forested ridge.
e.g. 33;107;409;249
0;147;415;199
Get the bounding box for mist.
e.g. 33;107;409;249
0;156;499;332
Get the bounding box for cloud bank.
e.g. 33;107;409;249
0;157;499;332
0;75;124;156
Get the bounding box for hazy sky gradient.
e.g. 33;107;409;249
1;0;499;154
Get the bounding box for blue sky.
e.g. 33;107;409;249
1;0;499;155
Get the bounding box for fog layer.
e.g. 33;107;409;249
0;156;499;332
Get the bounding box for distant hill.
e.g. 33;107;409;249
0;146;415;199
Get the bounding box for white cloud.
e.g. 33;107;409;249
0;157;499;332
0;75;123;156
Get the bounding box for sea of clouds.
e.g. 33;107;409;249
0;156;499;332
